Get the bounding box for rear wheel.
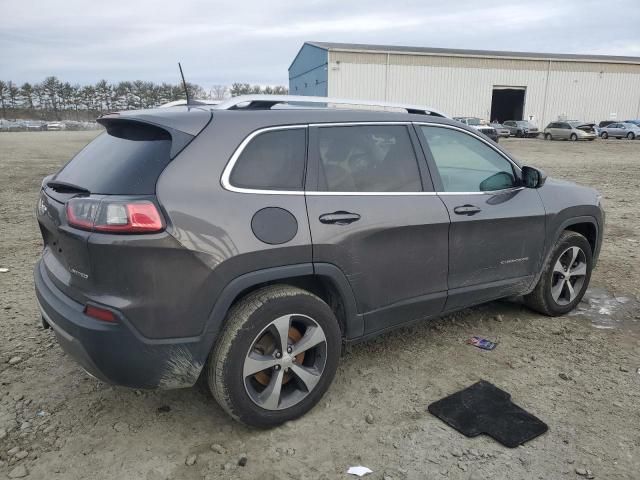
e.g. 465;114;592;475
525;231;592;316
545;133;552;140
570;133;578;141
601;132;608;139
627;132;635;140
208;285;341;427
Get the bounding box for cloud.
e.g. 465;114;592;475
1;0;638;86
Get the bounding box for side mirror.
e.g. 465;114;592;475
522;166;547;188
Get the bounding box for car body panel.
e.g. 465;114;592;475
437;188;546;309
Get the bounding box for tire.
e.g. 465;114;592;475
524;231;593;316
516;130;523;138
627;132;635;140
570;133;578;141
601;132;608;139
545;133;552;140
208;285;341;428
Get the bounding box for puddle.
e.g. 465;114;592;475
570;287;640;331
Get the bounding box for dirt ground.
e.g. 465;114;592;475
1;131;639;480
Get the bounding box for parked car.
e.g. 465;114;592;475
544;121;597;141
25;121;45;131
490;122;511;138
503;120;539;138
34;95;604;427
453;117;499;142
7;121;26;132
46;121;66;131
598;120;616;128
599;122;640;139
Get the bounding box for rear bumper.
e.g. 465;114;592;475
34;259;206;389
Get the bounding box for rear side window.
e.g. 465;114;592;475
54;121;173;195
229;128;306;191
316;125;422;192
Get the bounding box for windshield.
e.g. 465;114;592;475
466;118;481;126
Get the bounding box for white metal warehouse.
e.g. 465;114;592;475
289;41;640;126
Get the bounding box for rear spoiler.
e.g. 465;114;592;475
98;108;212;158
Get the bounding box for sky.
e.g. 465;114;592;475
1;0;639;88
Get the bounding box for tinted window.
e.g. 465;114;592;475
421;126;517;192
230;128;306;190
54;122;173;194
316;125;421;192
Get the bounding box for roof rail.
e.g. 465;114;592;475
213;95;448;117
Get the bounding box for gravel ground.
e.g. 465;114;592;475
1;131;639;480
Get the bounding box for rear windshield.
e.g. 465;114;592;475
53;121;173;194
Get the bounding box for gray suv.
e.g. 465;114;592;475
34;95;604;427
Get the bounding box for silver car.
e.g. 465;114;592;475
599;122;640;140
503;120;539;138
544;121;597;141
490;123;511;138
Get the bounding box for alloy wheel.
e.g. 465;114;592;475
243;314;327;410
550;246;587;306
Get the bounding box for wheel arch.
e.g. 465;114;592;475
201;263;361;350
526;215;601;295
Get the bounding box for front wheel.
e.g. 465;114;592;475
525;231;593;316
545;133;552;140
208;285;341;427
627;132;635;140
601;132;608;139
570;133;578;141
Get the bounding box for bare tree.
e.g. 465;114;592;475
210;84;228;100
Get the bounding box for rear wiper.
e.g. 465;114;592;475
46;181;90;195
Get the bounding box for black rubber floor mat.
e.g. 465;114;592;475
428;380;548;448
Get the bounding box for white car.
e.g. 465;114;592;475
453;117;500;142
46;122;65;131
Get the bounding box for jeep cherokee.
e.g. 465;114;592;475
34;95;604;427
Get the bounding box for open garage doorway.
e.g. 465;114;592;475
490;87;526;123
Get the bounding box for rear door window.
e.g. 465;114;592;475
229;128;307;191
315;125;422;192
53;121;174;195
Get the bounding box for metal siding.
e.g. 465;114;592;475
289;44;328;96
326;50;640;125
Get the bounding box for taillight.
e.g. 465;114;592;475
66;198;164;234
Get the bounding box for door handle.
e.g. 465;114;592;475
319;211;361;225
453;204;481;215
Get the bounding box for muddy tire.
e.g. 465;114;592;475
627;132;635;140
207;285;341;428
601;132;608;139
545;133;552;140
525;231;593;316
570;133;578;141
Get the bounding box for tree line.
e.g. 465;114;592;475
0;77;289;121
